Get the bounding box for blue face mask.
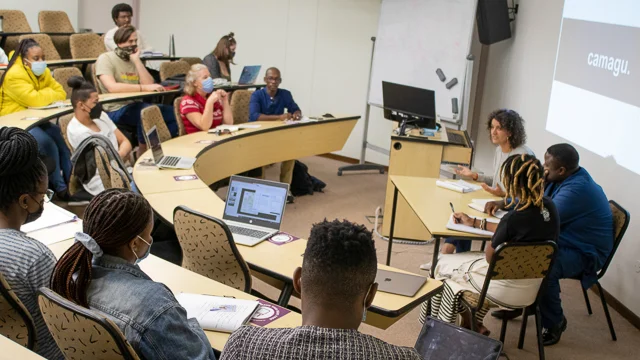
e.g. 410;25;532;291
201;77;214;94
28;60;47;76
132;235;152;265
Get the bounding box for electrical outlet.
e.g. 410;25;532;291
636;260;640;274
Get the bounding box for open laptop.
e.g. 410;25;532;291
223;176;289;246
375;269;427;297
146;126;196;169
237;65;261;85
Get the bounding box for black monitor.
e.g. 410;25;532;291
382;81;437;133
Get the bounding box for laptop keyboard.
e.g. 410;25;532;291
160;156;180;167
228;225;270;239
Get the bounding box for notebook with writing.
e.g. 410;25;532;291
176;293;260;333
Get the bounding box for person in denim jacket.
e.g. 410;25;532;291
51;189;216;360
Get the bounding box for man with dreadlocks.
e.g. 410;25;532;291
488;144;613;345
419;154;560;335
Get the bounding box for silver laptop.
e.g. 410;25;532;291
146;126;195;169
223;176;289;246
375;269;427;297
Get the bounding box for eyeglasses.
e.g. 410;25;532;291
266;76;281;83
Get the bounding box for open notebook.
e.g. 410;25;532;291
176;293;260;333
436;180;482;193
468;199;507;219
446;214;499;236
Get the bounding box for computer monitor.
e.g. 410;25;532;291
382;81;437;131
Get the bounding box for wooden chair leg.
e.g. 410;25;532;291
535;305;545;360
499;316;508;343
518;306;529;349
596;282;617;341
582;286;593;315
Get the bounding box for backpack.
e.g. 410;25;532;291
290;160;326;196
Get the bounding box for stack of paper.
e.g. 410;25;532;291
177;293;260;333
436;180;482;193
28;101;70;110
21;202;77;233
446;214;498;236
468;199;507;219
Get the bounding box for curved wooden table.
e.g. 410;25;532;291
133;117;444;330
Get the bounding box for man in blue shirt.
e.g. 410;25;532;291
248;67;302;200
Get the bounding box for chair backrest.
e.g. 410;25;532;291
18;34;61;61
94;146;112;190
58;113;75;152
38;11;75;33
70;33;106;59
173;206;252;292
52;67;83;99
0;273;35;349
37;288;140;360
109;160;131;190
141;105;172;143
159;60;190;82
90;63;102;93
0;10;32;54
230;89;252;124
476;241;558;308
180;57;203;66
598;200;630;278
173;96;186;136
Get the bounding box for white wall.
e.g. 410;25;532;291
138;0;380;162
78;0;136;33
476;0;640;316
2;0;78;31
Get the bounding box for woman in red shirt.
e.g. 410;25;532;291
179;64;233;134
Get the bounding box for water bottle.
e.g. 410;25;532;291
169;34;175;57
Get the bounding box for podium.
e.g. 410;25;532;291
382;127;473;241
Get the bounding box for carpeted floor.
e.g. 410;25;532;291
254;156;639;360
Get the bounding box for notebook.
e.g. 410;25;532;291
176;293;260;333
445;214;499;236
436;180;482;193
468;199;507;219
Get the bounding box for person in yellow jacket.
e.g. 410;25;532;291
0;39;78;202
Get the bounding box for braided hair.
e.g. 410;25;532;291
0;38;42;110
50;189;153;307
0;127;47;213
501;154;545;212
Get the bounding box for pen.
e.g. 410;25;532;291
450;202;458;223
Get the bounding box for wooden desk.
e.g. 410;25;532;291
0;335;45;360
48;240;301;351
386;175;500;274
133;117;444;329
382;128;474;241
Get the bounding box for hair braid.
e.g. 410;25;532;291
51;189;153;307
501;154;545;212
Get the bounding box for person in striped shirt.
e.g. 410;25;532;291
0;127;63;359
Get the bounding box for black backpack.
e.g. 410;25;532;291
290;160;326;196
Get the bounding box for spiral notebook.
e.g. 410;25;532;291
176;293;260;333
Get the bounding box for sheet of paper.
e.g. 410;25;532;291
436;180;482;193
28;101;71;110
468;199;507;219
237;124;261;129
284;116;317;125
446;214;497;236
28;220;83;246
21;202;77;233
177;293;260;333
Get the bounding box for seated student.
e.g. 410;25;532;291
420;154;559;335
51;189;216;359
220;219;421;360
203;33;236;81
96;25;178;154
486;144;613;346
180;64;233;133
0;38;76;202
66;76;132;195
104;3;161;80
0;127;63;359
249;67;300;193
430;109;534;262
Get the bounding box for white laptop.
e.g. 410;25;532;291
146;126;195;169
223;176;289;246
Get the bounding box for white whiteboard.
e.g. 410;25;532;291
369;0;477;120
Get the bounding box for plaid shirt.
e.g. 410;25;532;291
220;325;422;360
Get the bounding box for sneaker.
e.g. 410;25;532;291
420;262;432;271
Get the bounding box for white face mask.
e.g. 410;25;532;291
131;235;152;265
362;284;372;322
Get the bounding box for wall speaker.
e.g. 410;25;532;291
477;0;512;45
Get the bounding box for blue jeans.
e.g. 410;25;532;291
444;237;472;253
29;123;72;193
107;102;178;144
539;247;586;328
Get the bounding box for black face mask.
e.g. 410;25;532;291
89;102;103;119
24;195;44;225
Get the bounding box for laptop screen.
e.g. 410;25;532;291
146;126;164;163
238;65;261;85
223;176;288;230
